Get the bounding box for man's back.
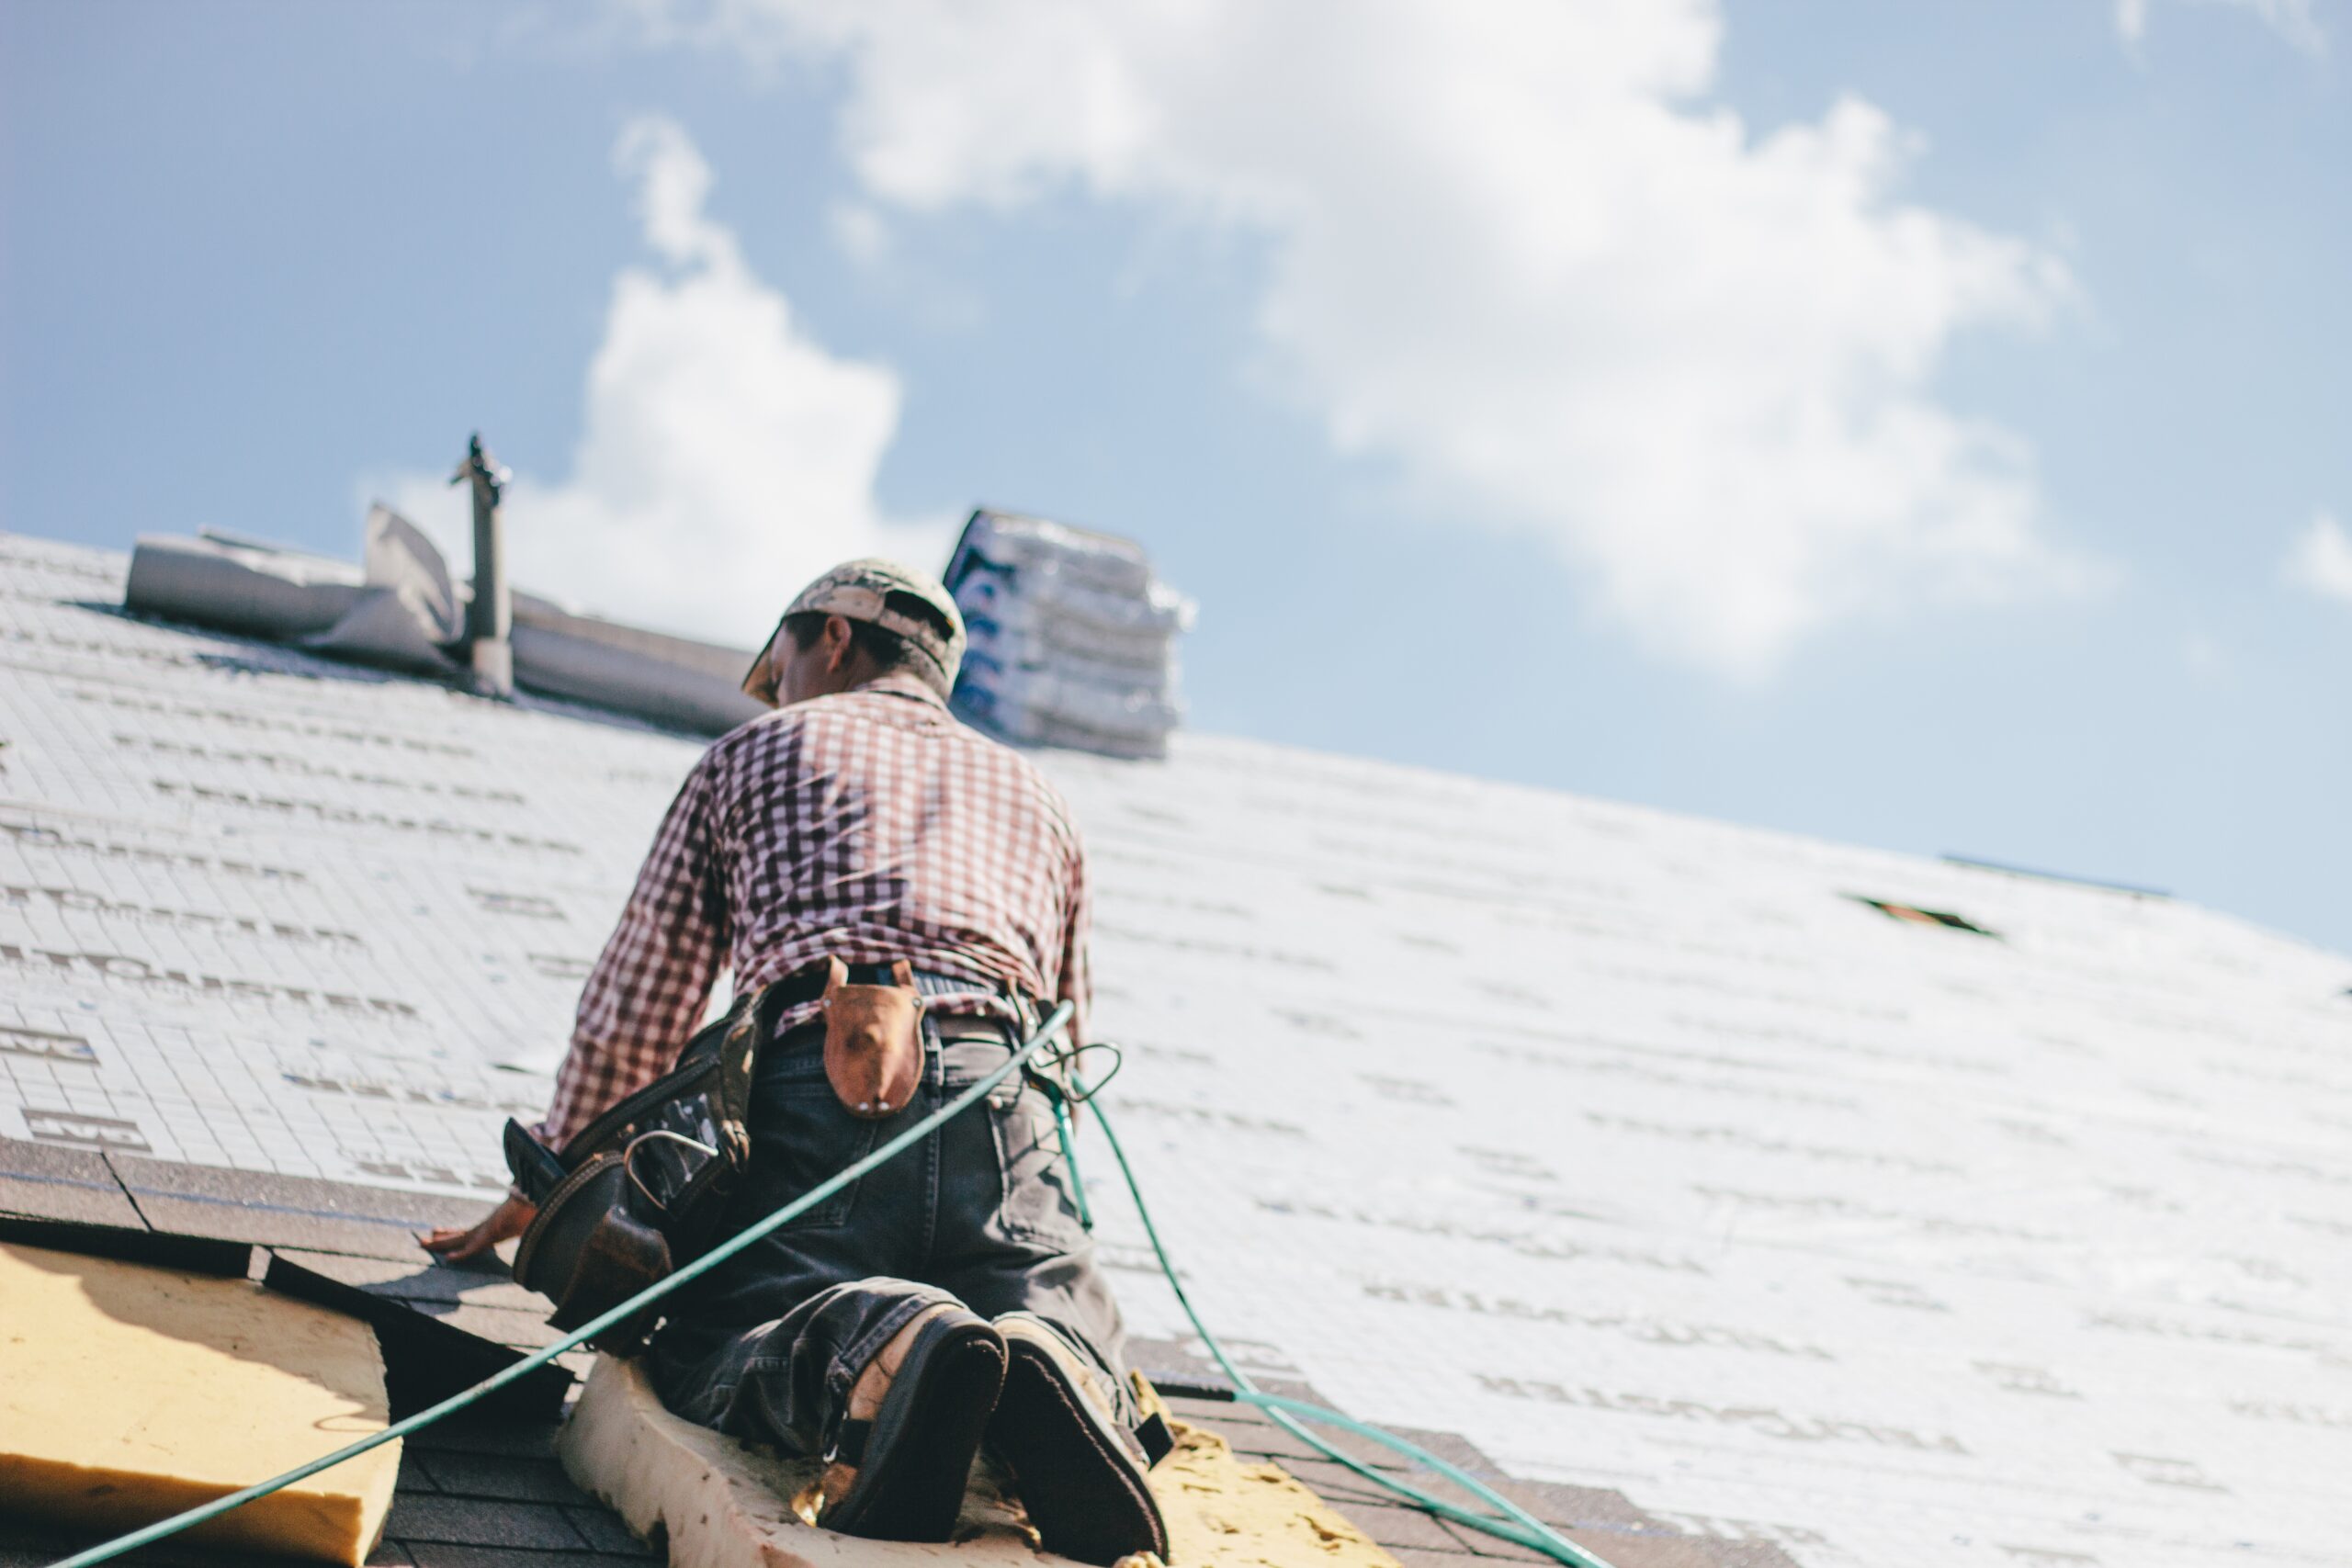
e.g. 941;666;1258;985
427;558;1161;1562
546;670;1090;1147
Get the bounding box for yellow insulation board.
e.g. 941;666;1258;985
0;1241;401;1566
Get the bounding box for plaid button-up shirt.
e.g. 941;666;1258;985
541;671;1090;1147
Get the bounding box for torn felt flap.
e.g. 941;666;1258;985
296;505;465;673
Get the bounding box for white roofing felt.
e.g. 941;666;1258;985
3;529;2348;1568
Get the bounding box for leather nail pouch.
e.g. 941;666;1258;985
822;957;925;1119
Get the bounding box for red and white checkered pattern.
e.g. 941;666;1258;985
541;673;1090;1146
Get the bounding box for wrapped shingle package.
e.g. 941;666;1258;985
944;508;1194;760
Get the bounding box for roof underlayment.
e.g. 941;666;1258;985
2;529;2348;1568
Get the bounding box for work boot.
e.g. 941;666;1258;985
811;1303;1008;1542
987;1313;1170;1566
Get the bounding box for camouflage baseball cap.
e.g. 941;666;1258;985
742;558;967;703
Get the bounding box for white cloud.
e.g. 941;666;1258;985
630;0;2088;677
380;116;948;648
2284;512;2352;605
2116;0;2328;56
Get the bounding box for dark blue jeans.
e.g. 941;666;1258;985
646;1017;1137;1456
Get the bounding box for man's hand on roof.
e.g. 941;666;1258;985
420;1191;536;1264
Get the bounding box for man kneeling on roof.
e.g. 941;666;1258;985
424;560;1167;1564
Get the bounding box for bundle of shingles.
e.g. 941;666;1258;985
943;508;1195;761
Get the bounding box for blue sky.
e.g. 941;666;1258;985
4;0;2347;956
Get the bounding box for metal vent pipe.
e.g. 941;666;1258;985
454;432;514;696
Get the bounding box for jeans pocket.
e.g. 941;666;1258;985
988;1089;1089;1246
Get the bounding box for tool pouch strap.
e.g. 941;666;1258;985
505;985;775;1349
822;957;926;1120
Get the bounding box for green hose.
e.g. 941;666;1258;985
52;1005;1614;1568
48;1003;1074;1568
1062;1064;1617;1568
1049;1090;1095;1229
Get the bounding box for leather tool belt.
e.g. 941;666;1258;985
504;958;1037;1350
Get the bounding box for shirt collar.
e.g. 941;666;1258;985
851;670;950;709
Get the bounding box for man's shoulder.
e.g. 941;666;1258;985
706;694;1068;806
878;701;1084;842
969;726;1078;818
706;705;806;760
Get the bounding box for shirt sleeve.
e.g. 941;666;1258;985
540;751;731;1148
1055;827;1091;1050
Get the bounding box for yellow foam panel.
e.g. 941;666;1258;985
0;1241;401;1566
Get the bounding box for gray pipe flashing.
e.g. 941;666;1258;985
454;434;514;697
